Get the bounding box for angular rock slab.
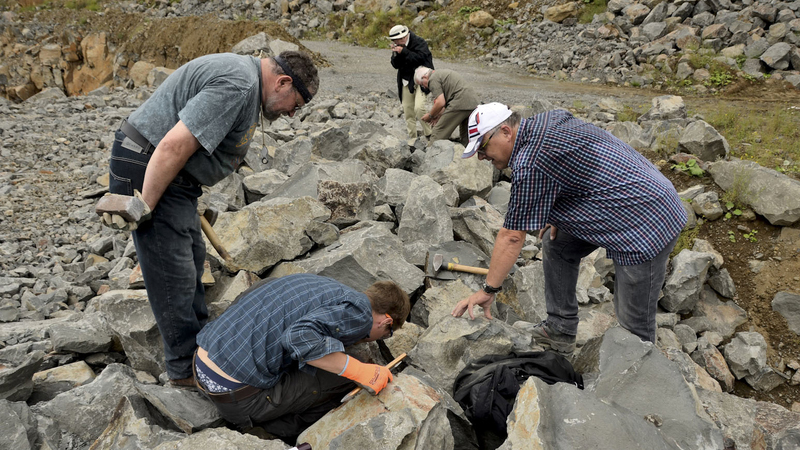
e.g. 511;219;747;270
0;399;36;450
708;160;800;226
136;383;223;433
153;427;289;449
499;377;679;450
30;360;96;404
91;395;184;449
299;373;477;450
772;291;800;335
272;222;424;295
266;160;377;201
411;279;475;328
211;196;331;274
397;175;453;263
576;327;724;449
698;388;800;450
91;290;165;376
692;286;747;339
408;315;532;394
415;140;493;203
32;364;141;447
0;345;45;402
450;197;505;257
660;249;715;313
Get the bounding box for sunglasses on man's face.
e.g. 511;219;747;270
476;129;497;156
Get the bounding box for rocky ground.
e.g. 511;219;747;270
1;1;800;449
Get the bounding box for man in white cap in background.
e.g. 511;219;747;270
451;103;687;355
413;66;478;147
389;24;434;142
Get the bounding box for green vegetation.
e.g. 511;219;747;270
311;7;474;59
65;0;101;10
579;0;608;24
458;6;480;15
743;229;758;242
671;158;705;177
616;104;644;122
703;105;800;175
672;227;700;257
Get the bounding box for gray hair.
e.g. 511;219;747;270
414;66;432;85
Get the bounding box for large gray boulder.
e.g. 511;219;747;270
576;327;724;449
0;349;45;402
299;372;477;450
211;196;331;274
30;361;96;404
772;291;800;335
409;315;532;393
508;262;547;324
154;427;290;449
32;364;141;447
698;388;800;450
637;95;687;122
352;134;411;177
90;290;165;376
375;168;419;207
415;140;493;203
397;175;453;264
450;197;505;257
0;400;36;450
677;120;730;162
691;286;747;339
499;377;679;450
266;160;377;201
272;222;424;295
723;332;768;380
708;160;800;226
660;250;716;313
47;314;113;354
90;395;184;449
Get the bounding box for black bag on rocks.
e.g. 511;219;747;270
452;351;584;437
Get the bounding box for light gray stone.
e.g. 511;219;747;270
724;331;768;379
708;160;800;226
660;249;715;313
772;291;800;335
678;120;730;162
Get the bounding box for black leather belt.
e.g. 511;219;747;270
120;119;155;155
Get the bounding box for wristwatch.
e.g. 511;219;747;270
482;282;502;294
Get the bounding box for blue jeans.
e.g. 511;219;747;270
542;228;678;343
108;130;208;379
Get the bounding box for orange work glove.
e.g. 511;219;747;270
340;356;393;395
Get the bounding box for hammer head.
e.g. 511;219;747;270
95;193;145;222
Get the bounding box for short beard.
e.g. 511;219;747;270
261;97;283;122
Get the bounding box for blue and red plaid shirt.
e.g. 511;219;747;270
197;274;373;389
504;110;687;265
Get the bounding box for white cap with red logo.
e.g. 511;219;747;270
462;103;513;158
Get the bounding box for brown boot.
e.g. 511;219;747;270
169;376;197;390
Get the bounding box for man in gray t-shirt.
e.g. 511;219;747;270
100;51;319;388
414;67;479;146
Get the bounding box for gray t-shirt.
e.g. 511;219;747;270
128;53;262;186
428;69;479;112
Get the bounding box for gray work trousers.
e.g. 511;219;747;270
542;228;679;343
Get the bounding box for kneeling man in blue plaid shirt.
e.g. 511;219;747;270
452;103;687;356
194;273;410;440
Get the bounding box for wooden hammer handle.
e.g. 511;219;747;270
200;215;233;264
447;263;489;275
341;352;407;403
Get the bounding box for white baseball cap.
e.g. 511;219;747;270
462;103;513;158
388;25;409;40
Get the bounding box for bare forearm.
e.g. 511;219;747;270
486;228;526;287
141;121;199;209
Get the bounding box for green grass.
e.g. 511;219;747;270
671;227;699;258
703;105;800;175
310;7;475;59
65;0;101;10
579;0;608;24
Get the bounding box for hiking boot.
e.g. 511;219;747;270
530;321;576;356
169;376;197;390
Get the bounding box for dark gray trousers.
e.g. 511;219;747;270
199;365;355;440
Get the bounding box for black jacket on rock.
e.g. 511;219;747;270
390;32;434;102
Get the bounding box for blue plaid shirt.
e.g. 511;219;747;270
196;274;373;389
504;110;687;265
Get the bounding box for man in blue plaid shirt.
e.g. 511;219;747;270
194;273;410;440
452;103;687;355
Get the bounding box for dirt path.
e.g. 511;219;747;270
302;39;657;107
